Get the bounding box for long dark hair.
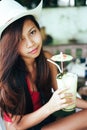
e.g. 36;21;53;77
0;15;52;121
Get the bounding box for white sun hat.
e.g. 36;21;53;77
0;0;43;38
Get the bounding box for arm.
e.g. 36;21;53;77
4;88;72;130
41;109;87;130
76;97;87;109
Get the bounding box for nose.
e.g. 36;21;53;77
26;38;34;48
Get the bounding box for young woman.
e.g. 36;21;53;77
0;1;74;129
0;0;87;130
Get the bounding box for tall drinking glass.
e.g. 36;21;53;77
56;72;78;112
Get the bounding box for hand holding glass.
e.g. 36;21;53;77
56;72;78;112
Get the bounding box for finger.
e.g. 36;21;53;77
64;93;73;98
60;98;66;103
60;96;75;104
59;99;75;109
55;87;69;94
59;93;72;99
59;93;65;99
66;98;76;104
60;103;69;109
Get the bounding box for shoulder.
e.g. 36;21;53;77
43;50;58;75
44;50;53;59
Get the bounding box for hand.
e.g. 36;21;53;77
47;88;74;114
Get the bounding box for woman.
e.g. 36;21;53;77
0;0;87;130
0;0;74;130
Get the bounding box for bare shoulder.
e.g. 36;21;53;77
44;50;53;59
43;50;57;70
44;51;58;90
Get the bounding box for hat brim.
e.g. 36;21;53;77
0;0;42;37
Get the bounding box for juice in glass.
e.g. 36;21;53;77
56;72;78;112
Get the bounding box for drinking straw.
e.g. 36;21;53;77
47;59;62;73
60;52;63;73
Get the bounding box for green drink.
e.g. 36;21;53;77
56;72;78;112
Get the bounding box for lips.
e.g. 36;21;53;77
29;47;38;54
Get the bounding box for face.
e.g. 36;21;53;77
18;19;42;61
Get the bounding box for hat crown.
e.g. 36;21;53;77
0;0;27;26
0;0;43;37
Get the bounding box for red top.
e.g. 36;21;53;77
26;77;42;111
4;78;42;122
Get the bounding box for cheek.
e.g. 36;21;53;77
35;34;42;45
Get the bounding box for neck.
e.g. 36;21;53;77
23;57;35;69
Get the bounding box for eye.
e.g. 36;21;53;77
30;29;36;36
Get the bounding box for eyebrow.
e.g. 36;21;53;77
22;26;36;37
28;26;35;32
